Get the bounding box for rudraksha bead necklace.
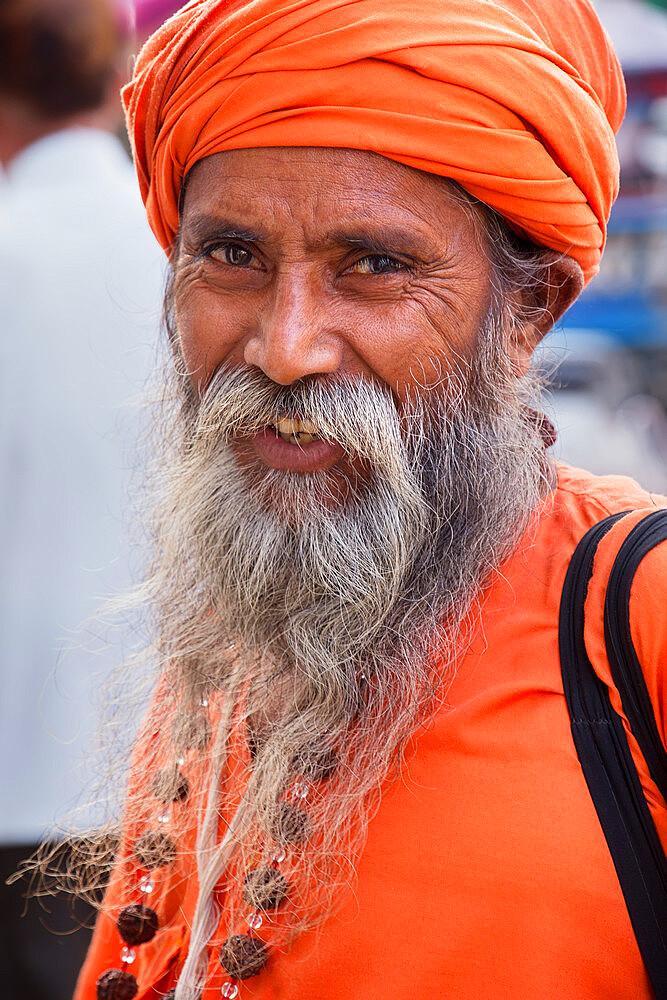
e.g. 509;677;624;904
94;697;206;1000
96;690;341;999
216;775;317;997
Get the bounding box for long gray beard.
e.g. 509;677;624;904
151;316;550;710
131;311;552;1000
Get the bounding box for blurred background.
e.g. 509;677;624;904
544;0;667;492
0;1;174;997
0;1;666;999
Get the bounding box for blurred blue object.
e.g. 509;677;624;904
567;1;667;347
564;194;667;345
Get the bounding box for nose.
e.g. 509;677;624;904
243;270;343;385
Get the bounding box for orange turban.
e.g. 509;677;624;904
123;0;625;284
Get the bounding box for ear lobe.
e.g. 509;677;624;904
533;253;585;336
509;253;585;374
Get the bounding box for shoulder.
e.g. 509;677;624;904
512;464;666;600
554;462;667;518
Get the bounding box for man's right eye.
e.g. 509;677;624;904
207;242;259;268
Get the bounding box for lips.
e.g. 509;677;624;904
244;419;345;473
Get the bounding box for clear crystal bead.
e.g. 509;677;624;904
157;810;170;824
139;877;154;894
200;697;209;708
121;946;136;965
176;756;186;766
222;983;238;998
271;848;286;864
292;779;309;799
247;911;263;930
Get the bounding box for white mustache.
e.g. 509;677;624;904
192;365;420;491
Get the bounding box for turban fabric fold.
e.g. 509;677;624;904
123;0;625;284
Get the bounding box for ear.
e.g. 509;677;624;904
508;254;585;375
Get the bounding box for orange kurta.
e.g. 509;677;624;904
76;464;667;999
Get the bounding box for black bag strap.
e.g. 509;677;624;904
559;510;667;998
604;509;667;803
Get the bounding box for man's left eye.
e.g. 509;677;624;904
352;254;404;275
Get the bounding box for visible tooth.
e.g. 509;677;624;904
275;416;319;436
295;418;318;435
276;430;316;445
277;417;296;435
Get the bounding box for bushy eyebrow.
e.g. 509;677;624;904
325;226;436;259
182;214;266;245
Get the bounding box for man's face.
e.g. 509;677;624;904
173;146;501;480
141;150;549;887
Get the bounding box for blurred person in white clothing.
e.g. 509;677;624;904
0;1;164;997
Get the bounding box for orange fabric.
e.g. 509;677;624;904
76;465;667;1000
123;0;626;284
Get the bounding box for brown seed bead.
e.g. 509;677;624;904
170;711;211;752
151;765;189;803
219;934;268;980
269;801;310;846
525;407;558;450
538;413;557;449
96;969;138;1000
117;903;159;946
247;724;264;761
242;866;289;910
134;830;177;869
295;745;338;781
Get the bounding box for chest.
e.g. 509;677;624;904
154;617;652;1000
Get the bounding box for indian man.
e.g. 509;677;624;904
70;1;666;998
